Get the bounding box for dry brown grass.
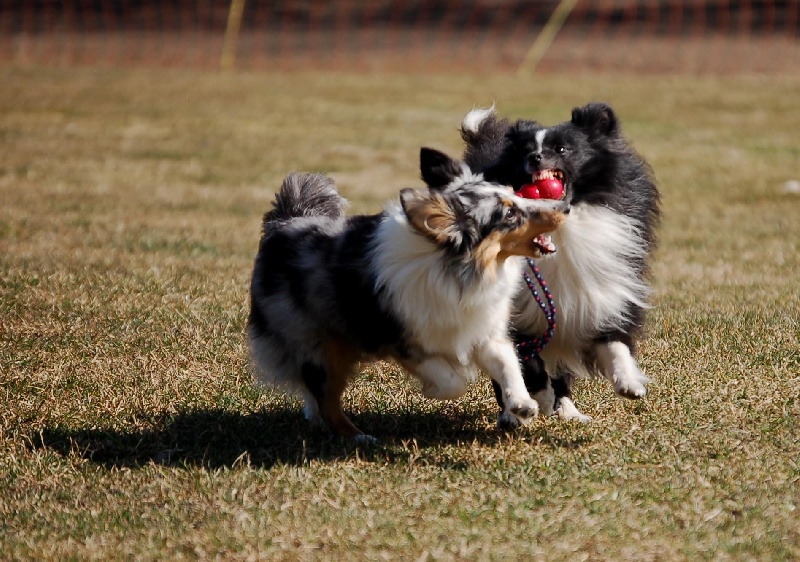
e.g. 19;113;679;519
1;66;799;560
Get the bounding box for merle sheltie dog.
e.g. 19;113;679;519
460;102;660;426
248;148;569;440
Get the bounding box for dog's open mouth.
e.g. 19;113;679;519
533;169;565;183
531;169;567;201
517;169;567;201
533;234;556;255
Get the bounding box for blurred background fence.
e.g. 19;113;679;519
1;0;798;74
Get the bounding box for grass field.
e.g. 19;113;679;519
1;66;799;560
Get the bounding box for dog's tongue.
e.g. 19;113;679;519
534;234;556;255
517;178;564;200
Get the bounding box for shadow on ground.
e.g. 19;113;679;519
30;406;595;470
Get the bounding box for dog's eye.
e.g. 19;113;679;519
504;207;518;221
556;146;566;154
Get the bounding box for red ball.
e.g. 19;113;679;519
516;184;541;199
533;177;564;200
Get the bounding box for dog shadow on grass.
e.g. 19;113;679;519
32;406;595;471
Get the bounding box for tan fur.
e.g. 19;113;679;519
403;191;459;245
499;209;565;260
318;336;363;437
474;209;566;273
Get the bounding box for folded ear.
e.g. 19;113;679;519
399;188;461;246
420;147;464;189
571;102;620;138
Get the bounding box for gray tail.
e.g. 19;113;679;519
460;107;511;172
263;172;347;224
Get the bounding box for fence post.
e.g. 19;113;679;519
221;0;246;70
517;0;580;77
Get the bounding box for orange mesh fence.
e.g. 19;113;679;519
1;0;798;74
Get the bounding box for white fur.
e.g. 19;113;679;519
439;163;486;193
461;104;496;133
555;397;592;422
515;203;651;379
474;337;538;421
594;340;649;398
372;202;523;366
534;129;547;154
370;201;538;419
411;356;471;399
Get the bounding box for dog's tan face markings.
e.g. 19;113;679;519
475;198;566;272
401;189;459;245
402;185;566;277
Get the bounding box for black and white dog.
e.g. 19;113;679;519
248;148;569;439
461;102;661;426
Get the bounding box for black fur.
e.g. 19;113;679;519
248;150;569;438
462;102;661;423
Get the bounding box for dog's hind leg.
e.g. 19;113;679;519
493;358;592;426
475;339;539;427
300;338;369;440
551;374;591;422
594;339;648;399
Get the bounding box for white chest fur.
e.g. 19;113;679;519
514;204;651;373
372;210;520;364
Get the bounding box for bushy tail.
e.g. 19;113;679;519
460;105;511;172
263;172;347;224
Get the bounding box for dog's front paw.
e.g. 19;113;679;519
507;396;539;423
497;410;521;432
614;369;649;399
596;342;650;401
497;398;539;431
496;396;538;431
617;384;646;399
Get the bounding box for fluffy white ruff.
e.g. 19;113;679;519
514;203;651;379
371;201;523;371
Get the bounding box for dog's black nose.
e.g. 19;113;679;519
527;152;542;165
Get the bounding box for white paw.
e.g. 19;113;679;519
595;341;650;400
303;402;325;426
497;396;539;431
354;434;378;445
614;369;649;399
555;397;592;422
507;395;539;422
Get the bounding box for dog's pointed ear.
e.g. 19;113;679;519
420;147;463;189
399;187;426;216
571;102;620;138
400;188;461;246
